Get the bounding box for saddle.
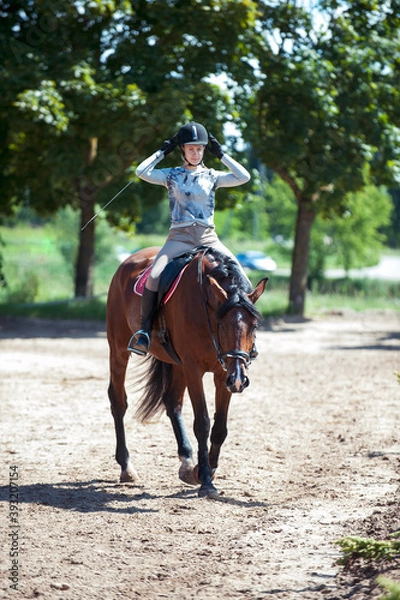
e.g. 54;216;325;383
134;250;196;304
134;247;209;364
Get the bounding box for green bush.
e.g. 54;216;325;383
5;268;40;303
336;536;400;564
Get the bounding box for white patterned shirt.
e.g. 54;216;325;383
136;151;250;228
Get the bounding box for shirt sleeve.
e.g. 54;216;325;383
135;151;169;186
214;154;251;188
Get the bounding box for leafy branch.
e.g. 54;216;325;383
336;535;400;564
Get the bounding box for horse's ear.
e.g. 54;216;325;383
248;277;268;304
208;276;228;303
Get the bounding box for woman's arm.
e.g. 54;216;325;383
215;154;251;188
136;150;169;186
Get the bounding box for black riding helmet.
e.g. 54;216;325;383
177;122;208;146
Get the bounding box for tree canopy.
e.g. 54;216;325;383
1;0;399;313
238;0;400;312
0;0;257;295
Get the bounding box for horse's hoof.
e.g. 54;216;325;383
120;465;139;483
198;484;220;499
179;458;200;486
179;466;199;486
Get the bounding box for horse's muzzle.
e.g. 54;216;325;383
226;360;250;393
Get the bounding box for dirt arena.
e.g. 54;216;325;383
1;312;399;599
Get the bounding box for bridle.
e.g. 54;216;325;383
198;250;252;372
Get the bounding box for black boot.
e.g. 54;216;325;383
127;288;158;356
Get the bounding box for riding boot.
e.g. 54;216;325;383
127;288;159;356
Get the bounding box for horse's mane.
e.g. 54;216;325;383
204;249;262;321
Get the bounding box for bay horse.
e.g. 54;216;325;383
106;246;267;498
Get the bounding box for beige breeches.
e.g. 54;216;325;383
145;223;243;292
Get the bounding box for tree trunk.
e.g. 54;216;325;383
288;198;316;316
74;189;95;298
74;137;98;298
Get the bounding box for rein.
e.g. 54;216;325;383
198;250;252;371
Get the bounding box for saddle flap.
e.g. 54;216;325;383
158;252;195;303
134;246;207;304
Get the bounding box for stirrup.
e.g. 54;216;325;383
127;330;150;356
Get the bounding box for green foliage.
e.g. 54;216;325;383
214;172;296;242
0;231;6;291
0;297;107;321
1;214;400;319
263;174;298;243
0;0;259;297
336;536;400;564
53;206;79;276
0;221;73;302
5;269;40;303
330;185;392;272
52;206;116;273
243;2;400;198
1;0;400;304
336;535;400;600
0;207;124;302
308;184;393;281
237;0;400;313
377;576;400;600
0;0;258;220
386;189;400;248
213;171;392;281
136;199;170;236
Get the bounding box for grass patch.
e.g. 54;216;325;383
1;223;74;301
376;577;400;600
245;271;400;317
1;216;399;321
2;279;399;323
0;296;107;321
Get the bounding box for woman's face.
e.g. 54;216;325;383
182;144;205;167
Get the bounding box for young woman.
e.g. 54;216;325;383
128;121;251;356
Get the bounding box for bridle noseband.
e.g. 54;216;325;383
218;349;252;371
198;250;252;372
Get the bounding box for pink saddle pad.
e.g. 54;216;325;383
134;266;152;296
133;265;189;304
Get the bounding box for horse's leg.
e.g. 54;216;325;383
107;348;138;483
209;372;232;478
186;374;218;498
163;367;197;485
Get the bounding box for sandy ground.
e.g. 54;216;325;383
0;312;400;600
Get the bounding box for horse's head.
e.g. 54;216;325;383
207;275;268;393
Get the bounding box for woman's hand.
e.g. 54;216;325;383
207;134;224;159
160;134;179;156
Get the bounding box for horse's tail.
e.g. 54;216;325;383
135;357;173;422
